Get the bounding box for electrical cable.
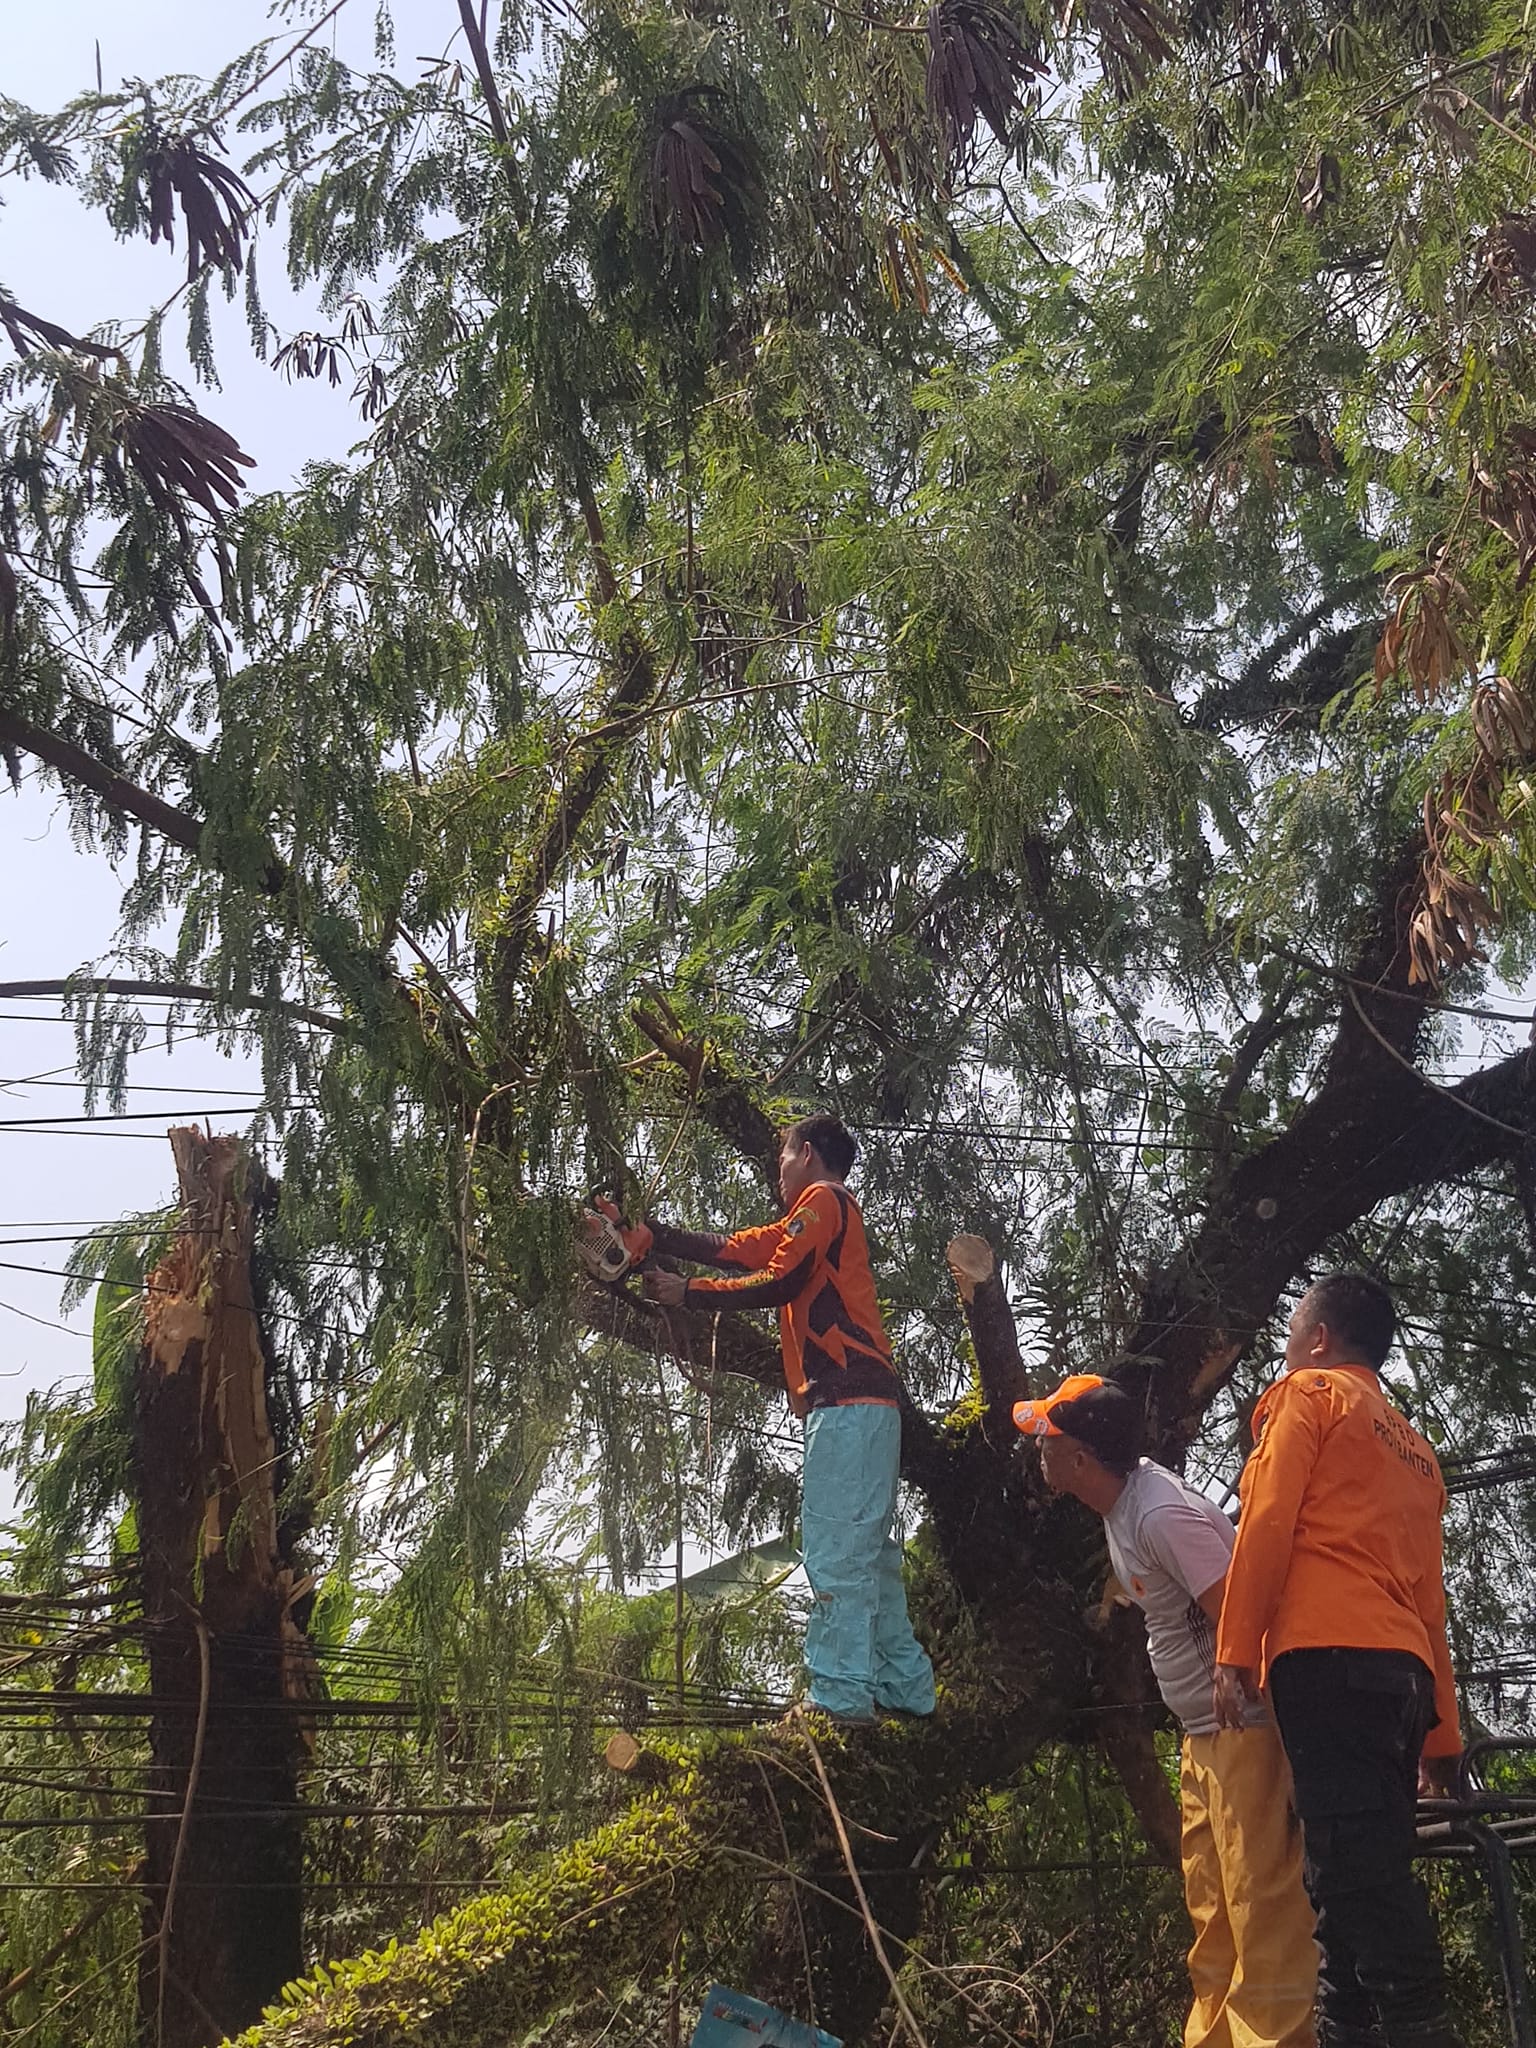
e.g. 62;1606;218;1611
0;1108;306;1129
0;1080;278;1097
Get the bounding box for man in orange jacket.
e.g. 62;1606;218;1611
642;1114;935;1725
1214;1273;1463;2048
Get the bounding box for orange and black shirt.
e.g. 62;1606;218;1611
649;1181;899;1412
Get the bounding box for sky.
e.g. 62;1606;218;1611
0;0;450;1480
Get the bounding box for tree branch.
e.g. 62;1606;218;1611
632;1000;781;1192
945;1235;1030;1421
0;706;202;853
457;0;510;147
2;720;465;1047
1120;843;1536;1446
579;1279;784;1392
1;705;288;893
1190;584;1377;731
1087;1603;1181;1869
492;628;662;1010
0;1881;133;2007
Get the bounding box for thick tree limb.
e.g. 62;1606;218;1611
0;705;203;853
493;628;662;1010
2;719;473;1053
1094;1706;1181;1870
633;999;782;1191
945;1235;1030;1420
580;1278;784;1392
1086;1602;1181;1870
230;1675;1072;2048
456;0;513;155
1122;848;1536;1444
1209;978;1304;1130
1;704;290;894
136;1128;306;2043
1190;587;1378;731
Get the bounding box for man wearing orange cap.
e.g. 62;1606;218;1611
1214;1274;1463;2048
1017;1374;1317;2048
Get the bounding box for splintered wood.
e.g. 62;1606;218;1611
145;1126;278;1574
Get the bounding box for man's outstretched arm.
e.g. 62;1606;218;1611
642;1215;794;1304
646;1220;754;1270
656;1206;835;1313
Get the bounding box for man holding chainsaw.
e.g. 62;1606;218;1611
615;1114;935;1725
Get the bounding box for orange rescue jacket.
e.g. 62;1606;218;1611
677;1182;899;1413
1216;1362;1460;1757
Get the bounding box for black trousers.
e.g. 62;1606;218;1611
1269;1648;1463;2048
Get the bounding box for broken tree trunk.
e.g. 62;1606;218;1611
945;1233;1030;1424
134;1127;309;2048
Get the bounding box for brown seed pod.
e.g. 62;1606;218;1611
1476;211;1536;307
1375;556;1471;702
925;0;1044;169
142;130;256;282
1474;425;1536;586
0;550;16;648
1083;0;1177;98
1297;150;1342;222
0;292;121;363
647;94;751;252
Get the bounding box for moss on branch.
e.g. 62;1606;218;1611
228;1737;747;2048
225;1704;1037;2048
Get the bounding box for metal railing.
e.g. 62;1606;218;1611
1417;1738;1536;2048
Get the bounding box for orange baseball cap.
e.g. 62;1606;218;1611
1012;1374;1107;1437
1013;1374;1143;1471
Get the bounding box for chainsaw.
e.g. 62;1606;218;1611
576;1193;654;1285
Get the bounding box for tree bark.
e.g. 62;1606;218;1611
491;626;663;1015
632;1000;782;1191
0;706;203;852
581;1276;785;1391
946;1233;1031;1421
1117;851;1536;1449
1087;1602;1182;1871
134;1128;311;2048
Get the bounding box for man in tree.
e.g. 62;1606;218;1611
1017;1374;1319;2048
642;1114;935;1724
1214;1274;1463;2048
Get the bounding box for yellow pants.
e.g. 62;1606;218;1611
1181;1722;1319;2048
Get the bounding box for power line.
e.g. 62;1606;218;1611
0;1233;388;1284
0;1109;305;1129
0;1080;275;1098
0;1296;86;1336
0;1219;174;1231
0;1801;557;1829
0;1858;1173;1897
0;1015;213;1026
0;1127;210;1141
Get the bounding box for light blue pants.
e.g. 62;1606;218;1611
801;1403;936;1720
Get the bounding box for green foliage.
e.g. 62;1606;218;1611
229;1736;747;2048
11;0;1536;2035
2;1216;169;1577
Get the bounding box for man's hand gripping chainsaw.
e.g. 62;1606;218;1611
576;1194;654;1286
